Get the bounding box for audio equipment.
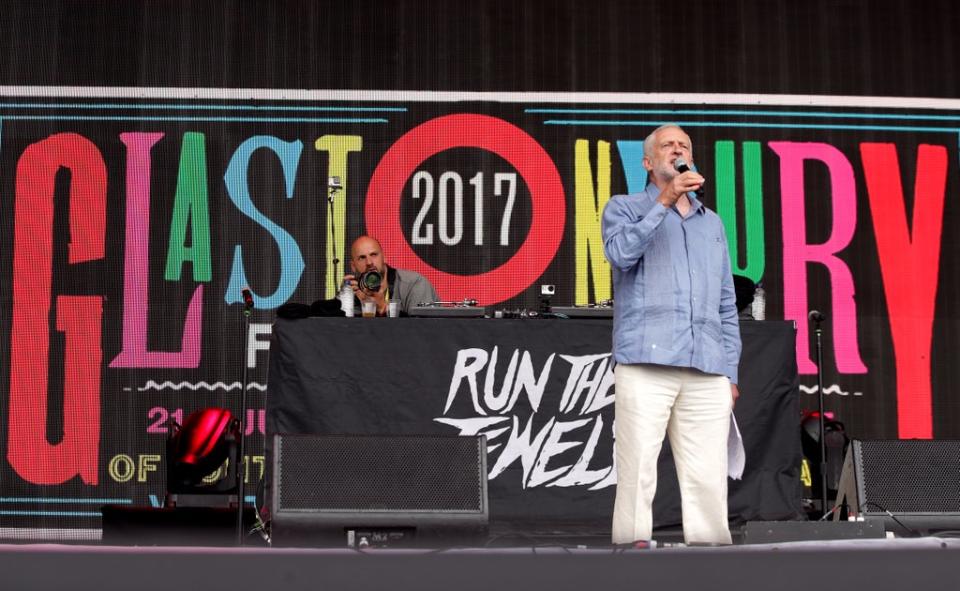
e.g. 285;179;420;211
269;434;488;547
833;439;960;534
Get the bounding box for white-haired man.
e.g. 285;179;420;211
602;124;741;545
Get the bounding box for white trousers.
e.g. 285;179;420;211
612;363;733;545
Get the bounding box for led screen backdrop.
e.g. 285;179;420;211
1;89;958;535
1;0;959;537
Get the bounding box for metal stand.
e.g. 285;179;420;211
327;177;343;294
832;445;856;520
810;310;829;516
235;294;253;546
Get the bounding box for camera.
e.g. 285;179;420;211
539;284;555;315
357;269;383;293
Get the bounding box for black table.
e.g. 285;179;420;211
266;318;802;528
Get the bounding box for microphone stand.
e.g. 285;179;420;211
327;180;342;295
811;311;829;517
235;296;253;546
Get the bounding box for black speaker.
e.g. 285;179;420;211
269;434;488;547
101;506;257;546
833;439;960;534
742;520;885;544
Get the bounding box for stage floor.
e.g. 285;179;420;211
3;533;960;591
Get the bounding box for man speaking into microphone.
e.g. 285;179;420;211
602;124;742;545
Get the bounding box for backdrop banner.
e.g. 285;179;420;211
266;318;802;527
0;88;955;533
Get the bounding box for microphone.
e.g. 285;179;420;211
241;287;255;311
327;176;343;203
808;310;824;323
674;158;704;199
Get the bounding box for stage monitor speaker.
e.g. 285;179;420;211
833;439;960;534
742;520;885;544
269;434;488;547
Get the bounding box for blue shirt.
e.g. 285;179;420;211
601;184;742;384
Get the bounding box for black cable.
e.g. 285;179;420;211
862;502;921;537
483;532;540;548
818;504;841;521
249;476;270;543
482;532;604;553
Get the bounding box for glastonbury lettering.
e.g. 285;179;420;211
0;91;956;507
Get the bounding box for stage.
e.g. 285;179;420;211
3;535;960;591
3;5;960;591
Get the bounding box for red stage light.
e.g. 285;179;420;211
168;408;238;483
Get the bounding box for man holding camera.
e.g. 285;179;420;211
602;124;741;546
344;235;439;316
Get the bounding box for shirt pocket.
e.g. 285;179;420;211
703;232;726;309
708;233;725;266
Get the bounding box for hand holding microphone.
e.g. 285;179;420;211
673;158;705;200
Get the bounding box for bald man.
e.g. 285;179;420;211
343;235;439;316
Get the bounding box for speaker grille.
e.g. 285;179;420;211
275;434;485;513
857;440;960;513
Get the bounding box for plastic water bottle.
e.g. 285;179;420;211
340;281;355;317
752;282;766;321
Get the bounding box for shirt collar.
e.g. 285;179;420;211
387;266;397;296
687;192;706;215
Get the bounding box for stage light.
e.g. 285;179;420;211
166;408;241;506
800;411;848;497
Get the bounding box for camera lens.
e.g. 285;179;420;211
358;270;382;293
